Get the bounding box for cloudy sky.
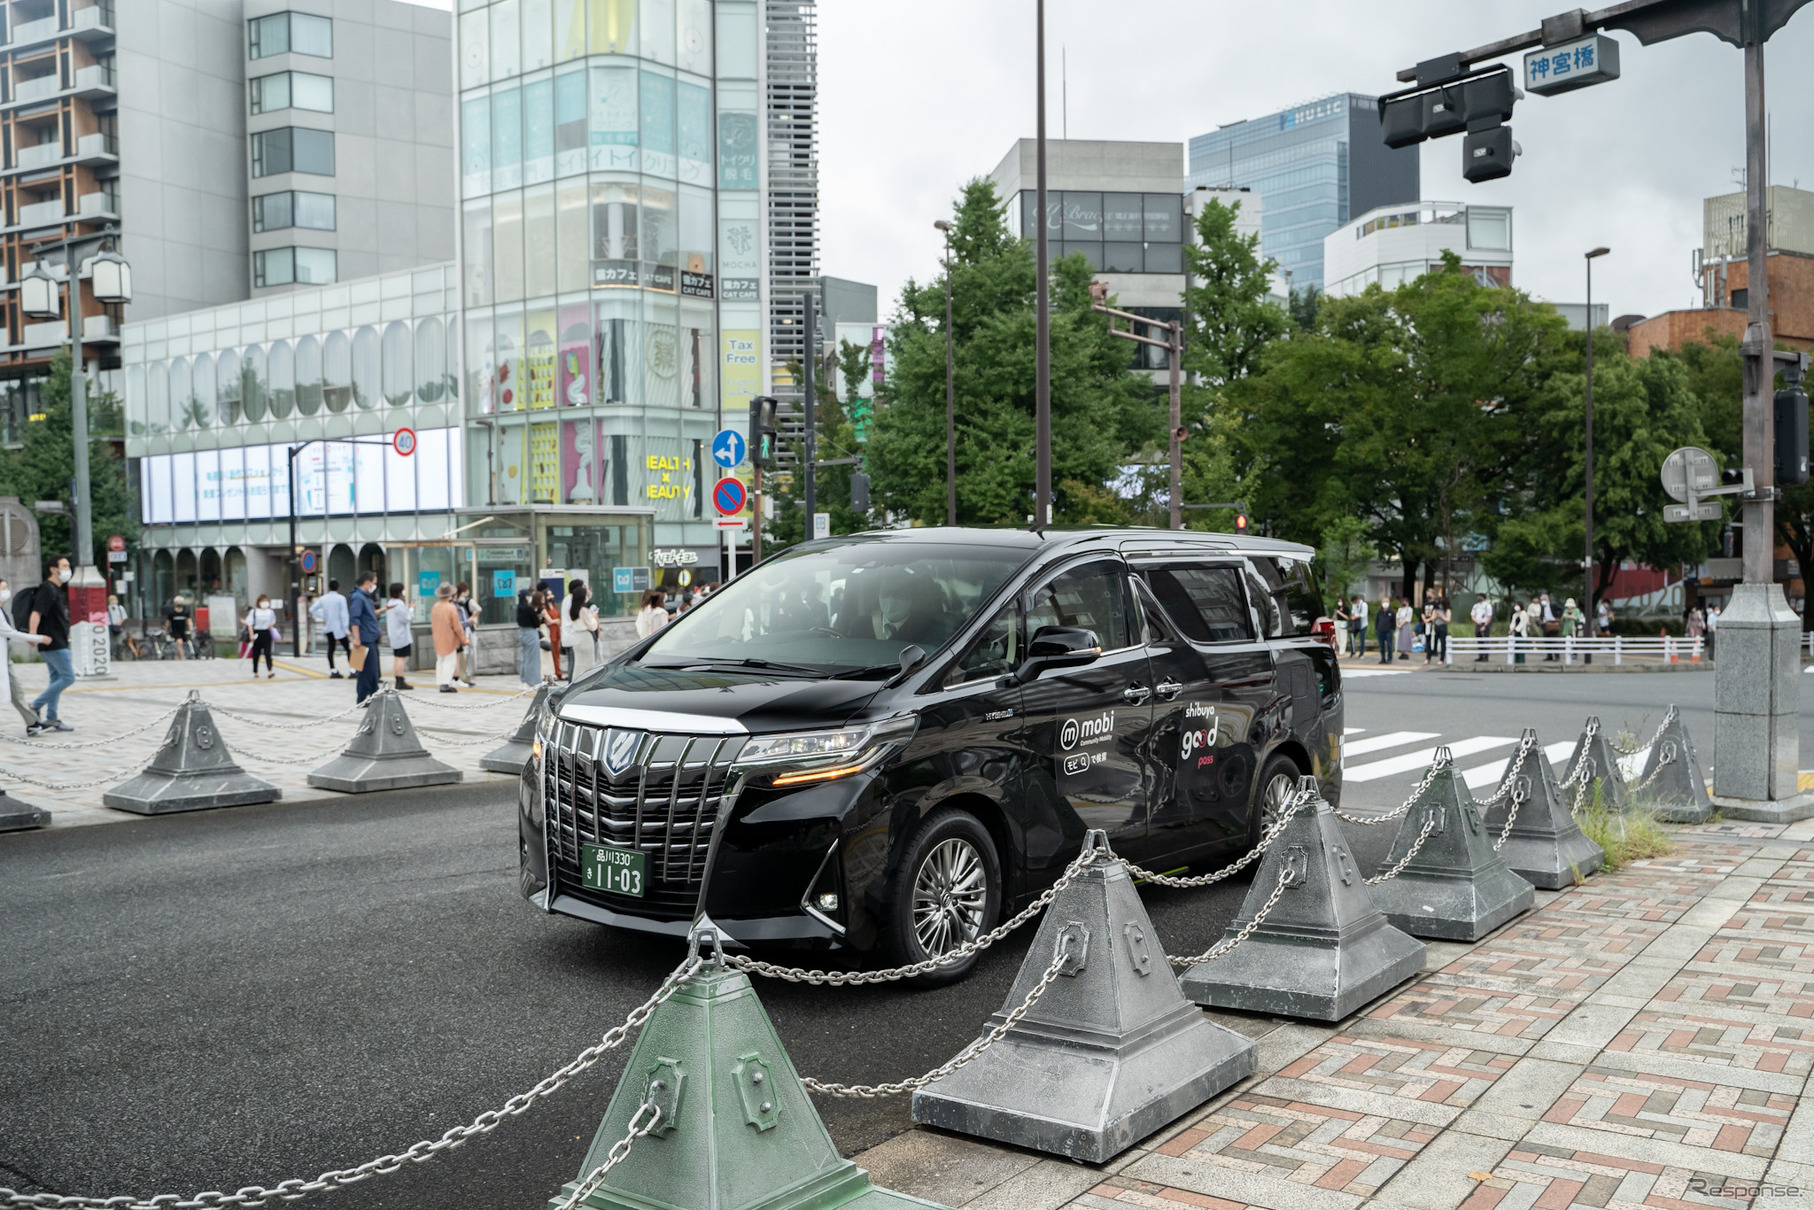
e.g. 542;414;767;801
818;0;1814;324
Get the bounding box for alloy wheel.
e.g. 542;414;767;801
1260;771;1297;834
910;837;987;958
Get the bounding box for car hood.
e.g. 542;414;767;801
556;662;884;734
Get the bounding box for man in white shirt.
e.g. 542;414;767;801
1349;595;1368;658
309;579;352;679
1469;596;1495;661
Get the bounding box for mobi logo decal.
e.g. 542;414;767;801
1059;711;1115;751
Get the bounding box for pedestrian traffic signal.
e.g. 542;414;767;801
749;395;779;469
850;470;871;513
1234;513;1249;532
1775;383;1810;487
1462;125;1520;183
1378;66;1522;183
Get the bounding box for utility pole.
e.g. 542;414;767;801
1091;283;1183;528
1584;246;1610;637
935;219;957;526
803;291;817;534
1033;0;1051;530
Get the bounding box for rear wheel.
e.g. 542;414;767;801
1253;752;1304;843
885;809;1002;986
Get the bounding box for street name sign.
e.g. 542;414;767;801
1664;503;1723;522
1523;34;1620;96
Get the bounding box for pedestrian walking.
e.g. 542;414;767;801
1431;597;1451;663
430;583;465;694
1509;598;1530;663
385;583;416;691
452;582;477;686
1395;598;1414;660
347;571;382;705
244;594;278;679
1333;598;1351;658
165;594;193;659
565;580;599;677
1469;595;1494;662
1705;603;1720;661
635;590;669;639
106;593;126;660
1596;598;1612;634
0;578;52;732
1350;595;1369;658
309;579;351;679
1374;595;1395;663
1561;597;1585;641
543;590;564;680
515;588;542;686
26;556;74;732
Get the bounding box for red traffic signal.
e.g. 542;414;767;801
1234;513;1249;532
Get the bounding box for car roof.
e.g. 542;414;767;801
812;525;1314;561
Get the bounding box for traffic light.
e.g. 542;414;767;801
1462;125;1519;183
1775;383;1810;487
1378;66;1521;183
749;394;779;469
850;470;871;512
1234;512;1249;533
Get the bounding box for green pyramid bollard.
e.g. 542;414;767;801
550;924;953;1210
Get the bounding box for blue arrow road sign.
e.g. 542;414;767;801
712;428;747;469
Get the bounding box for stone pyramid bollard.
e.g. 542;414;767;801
1563;715;1629;810
103;692;281;815
307;688;461;793
911;831;1257;1163
1481;729;1604;889
0;787;51;832
547;922;951;1210
1634;707;1713;824
1180;777;1425;1022
481;682;549;775
1367;751;1534;941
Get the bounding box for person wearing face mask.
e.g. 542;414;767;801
27;556;75;733
244;594;278;679
0;578;52;734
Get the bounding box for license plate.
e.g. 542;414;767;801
581;844;646;898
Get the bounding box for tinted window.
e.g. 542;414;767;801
1246;564;1284;637
1027;560;1136;650
1275;557;1324;634
948;602;1021;687
1142;566;1253;643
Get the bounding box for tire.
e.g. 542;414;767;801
1251;752;1304;846
884;809;1003;986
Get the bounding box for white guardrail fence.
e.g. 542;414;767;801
1446;634;1706;666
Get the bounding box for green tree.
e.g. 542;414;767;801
865;179;1159;526
837;338;873;443
1316;516;1375;608
765;351;868;548
0;350;136;566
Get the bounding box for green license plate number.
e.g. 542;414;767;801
581;844;646;898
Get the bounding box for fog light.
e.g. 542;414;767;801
815;892;839;912
532;736;543;759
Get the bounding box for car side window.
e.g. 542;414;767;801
946;601;1022;687
1140;565;1253;643
1130;575;1176;644
1026;559;1136;650
1245;563;1283;637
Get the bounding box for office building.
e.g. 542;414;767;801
1323;201;1513;298
1187;94;1419;291
765;0;816;394
0;0;454;444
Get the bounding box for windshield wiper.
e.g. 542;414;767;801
674;656;829;678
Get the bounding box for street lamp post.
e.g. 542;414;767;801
1584;246;1610;639
934;219;956;525
1091;282;1183;529
1033;0;1051;529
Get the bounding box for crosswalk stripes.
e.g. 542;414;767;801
1340;667;1415;679
1341;729;1605;790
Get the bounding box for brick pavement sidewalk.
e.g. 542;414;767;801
0;654;538;826
859;817;1814;1210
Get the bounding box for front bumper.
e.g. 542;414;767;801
534;889;842;945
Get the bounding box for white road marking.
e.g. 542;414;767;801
1342;667;1414;679
1343;730;1440;758
1344;735;1518;782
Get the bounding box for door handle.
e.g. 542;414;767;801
1122;684;1152;704
1155;678;1183;700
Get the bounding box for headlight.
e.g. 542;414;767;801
739;715;918;786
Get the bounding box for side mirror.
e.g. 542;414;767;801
1013;625;1101;683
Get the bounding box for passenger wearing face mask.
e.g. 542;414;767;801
0;578;53;734
872;572;942;644
27;556;75;733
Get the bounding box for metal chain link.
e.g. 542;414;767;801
731;844;1105;986
1610;705;1676;757
800;939;1073;1097
1365;809;1439;885
409;726;520;748
1474;733;1535;810
406;686;540;711
1121;787;1313;888
1626;745;1677;793
0;956;704;1210
1334;752;1451;826
1558;720;1598;789
204;699;371;731
1168;865;1292;966
0;707;181;750
221;738;351;767
1493;776;1531;851
547;1102;662;1210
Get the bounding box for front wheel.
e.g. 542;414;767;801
884;809;1002;986
1252;752;1304;844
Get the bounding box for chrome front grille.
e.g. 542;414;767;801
545;718;745;908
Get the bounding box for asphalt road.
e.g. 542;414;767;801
2;664;1799;1208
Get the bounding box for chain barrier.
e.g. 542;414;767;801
0;956;703;1210
1120;788;1312;888
1558;720;1598;789
800;938;1073;1097
1570;761;1594;815
730;842;1105;987
221;738;353;767
1365;809;1439;886
1167;865;1293;967
1479;733;1535;820
1333;753;1451;826
1493;777;1530;851
204;699;372;731
1626;745;1677;794
407;726;520;748
406;686;540;712
1610;705;1676;757
0;708;182;750
547;1102;662;1210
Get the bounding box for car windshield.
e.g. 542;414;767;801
640;539;1024;674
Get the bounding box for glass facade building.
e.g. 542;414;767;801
455;0;767;583
1187;94;1419;290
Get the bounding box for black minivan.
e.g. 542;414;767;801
519;527;1342;982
